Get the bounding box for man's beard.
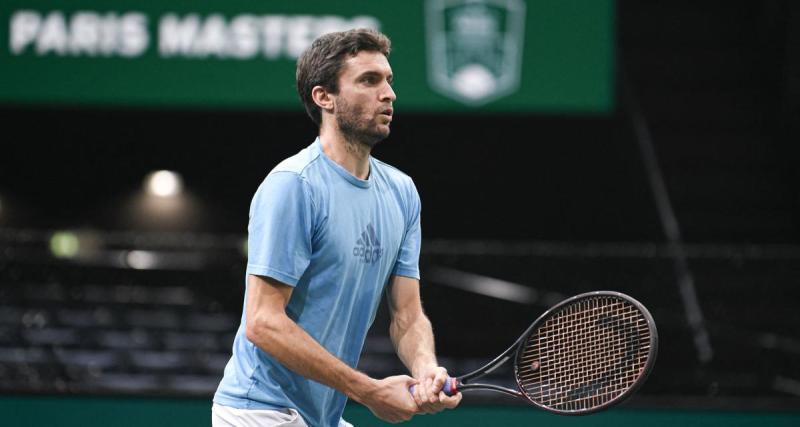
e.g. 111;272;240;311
335;96;389;150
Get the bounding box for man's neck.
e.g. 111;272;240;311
319;122;371;180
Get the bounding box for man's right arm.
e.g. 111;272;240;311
244;274;418;423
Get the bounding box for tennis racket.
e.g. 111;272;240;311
414;291;657;415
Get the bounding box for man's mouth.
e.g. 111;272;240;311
380;108;393;118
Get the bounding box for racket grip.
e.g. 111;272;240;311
408;377;457;396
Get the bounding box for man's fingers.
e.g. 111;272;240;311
415;378;448;413
432;370;447;390
439;391;462;408
416;378;429;407
426;378;442;403
411;368;459;413
399;375;416;385
419;379;434;410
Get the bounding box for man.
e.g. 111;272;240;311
213;28;461;426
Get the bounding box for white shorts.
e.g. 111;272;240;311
212;403;354;427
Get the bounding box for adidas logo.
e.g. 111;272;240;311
353;223;383;264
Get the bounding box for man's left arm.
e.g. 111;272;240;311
387;274;462;414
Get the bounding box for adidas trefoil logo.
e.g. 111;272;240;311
353;223;383;264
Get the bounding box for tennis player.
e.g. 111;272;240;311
212;28;461;426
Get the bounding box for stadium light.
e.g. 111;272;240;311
145;170;183;197
126;250;158;270
120;169;203;230
50;231;80;259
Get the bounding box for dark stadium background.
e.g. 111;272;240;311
1;1;799;425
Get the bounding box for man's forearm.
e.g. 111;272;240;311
390;310;438;378
386;277;461;412
246;312;376;403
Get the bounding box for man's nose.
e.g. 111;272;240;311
381;82;396;102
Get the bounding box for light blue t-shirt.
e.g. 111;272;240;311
214;138;421;427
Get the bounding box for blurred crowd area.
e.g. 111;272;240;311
1;230;799;410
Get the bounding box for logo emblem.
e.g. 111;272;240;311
425;0;526;106
353;223;383;264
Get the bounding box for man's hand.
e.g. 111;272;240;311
411;366;462;414
361;375;419;423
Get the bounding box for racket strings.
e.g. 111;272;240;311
516;296;652;412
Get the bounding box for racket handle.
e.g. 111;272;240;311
408;377;457;396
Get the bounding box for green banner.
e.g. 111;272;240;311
1;0;614;112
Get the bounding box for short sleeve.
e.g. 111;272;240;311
392;182;421;280
246;172;314;286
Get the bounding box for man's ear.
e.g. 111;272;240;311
311;86;334;112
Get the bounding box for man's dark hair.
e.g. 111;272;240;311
296;28;391;126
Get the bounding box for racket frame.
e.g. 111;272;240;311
452;290;658;415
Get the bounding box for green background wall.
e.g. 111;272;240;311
1;396;798;427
